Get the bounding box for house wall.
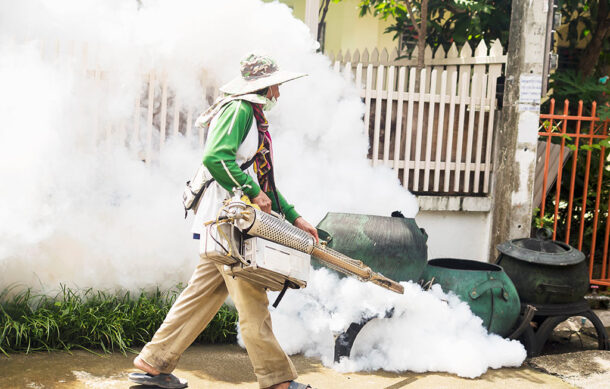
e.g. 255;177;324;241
323;0;396;53
273;0;397;53
415;197;494;262
277;0;306;21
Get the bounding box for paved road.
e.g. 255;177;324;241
0;344;575;388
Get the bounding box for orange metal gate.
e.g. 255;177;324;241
537;99;609;287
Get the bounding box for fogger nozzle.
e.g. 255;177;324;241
228;200;404;294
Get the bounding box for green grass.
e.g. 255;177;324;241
0;285;238;356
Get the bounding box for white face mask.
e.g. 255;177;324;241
263;96;277;111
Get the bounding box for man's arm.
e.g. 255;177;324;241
201;99;317;240
202;100;261;199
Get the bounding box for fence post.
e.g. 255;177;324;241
489;0;549;260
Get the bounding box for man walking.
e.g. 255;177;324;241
128;54;317;389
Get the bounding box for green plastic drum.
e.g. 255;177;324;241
315;212;428;282
420;258;521;337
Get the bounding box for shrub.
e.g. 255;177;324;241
0;285;238;355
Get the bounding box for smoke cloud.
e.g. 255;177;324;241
0;0;417;290
265;269;526;378
0;0;524;378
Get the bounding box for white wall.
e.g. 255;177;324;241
415;197;494;262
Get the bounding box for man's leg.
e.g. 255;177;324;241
136;258;229;374
219;265;298;389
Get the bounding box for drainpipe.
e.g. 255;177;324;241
489;0;551;260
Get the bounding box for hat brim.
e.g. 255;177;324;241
219;70;307;95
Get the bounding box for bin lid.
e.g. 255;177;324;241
496;229;585;266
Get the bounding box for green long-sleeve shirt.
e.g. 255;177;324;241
201;100;301;224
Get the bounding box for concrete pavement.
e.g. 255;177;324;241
2;308;609;388
0;344;576;389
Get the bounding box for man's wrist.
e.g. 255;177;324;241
286;210;301;225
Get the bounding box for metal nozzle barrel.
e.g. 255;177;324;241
311;245;404;294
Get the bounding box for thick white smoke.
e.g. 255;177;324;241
0;0;417;290
265;270;526;378
0;0;525;377
0;39;198;291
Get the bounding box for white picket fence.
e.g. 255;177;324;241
327;40;506;195
31;37;506;196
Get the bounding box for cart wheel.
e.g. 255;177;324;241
334;317;375;362
581;310;610;350
333;308;395;362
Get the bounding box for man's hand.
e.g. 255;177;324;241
251;191;272;213
294;217;319;243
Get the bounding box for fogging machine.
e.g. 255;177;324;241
202;191;404;296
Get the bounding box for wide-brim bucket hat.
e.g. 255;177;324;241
219;53;307;95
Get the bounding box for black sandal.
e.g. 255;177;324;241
128;372;188;388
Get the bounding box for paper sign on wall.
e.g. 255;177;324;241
518;74;543;112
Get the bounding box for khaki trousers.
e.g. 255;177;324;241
138;257;297;388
